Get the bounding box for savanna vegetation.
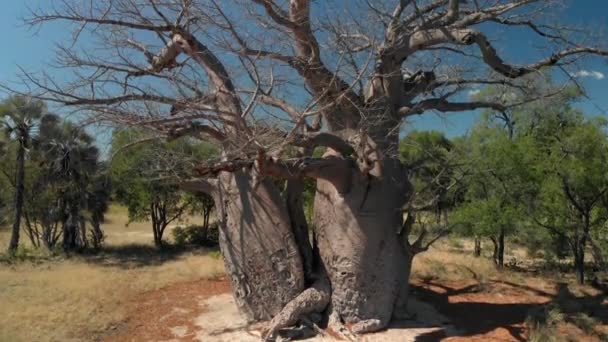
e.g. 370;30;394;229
1;0;608;341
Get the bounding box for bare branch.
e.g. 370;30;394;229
179;178;218;195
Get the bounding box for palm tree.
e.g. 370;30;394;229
42;122;103;251
0;97;44;254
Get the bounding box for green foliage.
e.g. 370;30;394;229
110;129;218;246
400;130;457;216
172;223;218;246
441;78;608;280
450;126;540;243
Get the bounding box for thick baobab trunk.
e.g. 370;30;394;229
215;170;305;321
8;145;25;254
313;158;411;333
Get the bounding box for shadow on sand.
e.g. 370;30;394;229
411;276;608;341
80;243;220;268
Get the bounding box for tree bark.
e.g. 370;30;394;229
214;170;305;321
62;206;79;251
573;221;589;285
313;158;412;333
491;237;499;266
8;144;25;254
497;228;505;268
474;237;482;257
574;243;585;285
285;178;314;282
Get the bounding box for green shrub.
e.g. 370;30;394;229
571;313;598;334
447;237;464;250
172;223;218;246
526;305;565;342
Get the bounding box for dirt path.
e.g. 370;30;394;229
102;277;606;341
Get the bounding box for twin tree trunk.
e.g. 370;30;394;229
212;157;412;333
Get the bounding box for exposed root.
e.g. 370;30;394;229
350;318;387;334
263;277;331;341
327;311;357;341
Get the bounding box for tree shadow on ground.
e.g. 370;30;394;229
80;243;220;268
412;278;608;342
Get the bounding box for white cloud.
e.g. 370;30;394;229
468;89;481;97
571;70;605;80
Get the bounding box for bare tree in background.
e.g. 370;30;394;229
11;0;608;337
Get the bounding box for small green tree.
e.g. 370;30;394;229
110;129;216;247
452;126;540;267
399;131;456;220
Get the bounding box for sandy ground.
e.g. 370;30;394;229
103;275;608;342
103;277;458;342
193;293;458;341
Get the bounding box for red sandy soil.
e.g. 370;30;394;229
102;277;231;342
410;278;607;342
101;276;607;341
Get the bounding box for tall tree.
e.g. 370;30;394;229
13;0;608;336
531;115;608;284
452;126;539;267
0;96;45;254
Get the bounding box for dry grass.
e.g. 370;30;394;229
412;240;502;283
0;205;223;342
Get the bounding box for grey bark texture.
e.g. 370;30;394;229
313;158;412;332
215;170;305;321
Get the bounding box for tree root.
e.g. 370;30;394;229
263;277;331;341
351;318;387;334
327;311;357;341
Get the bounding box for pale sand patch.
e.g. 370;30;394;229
169;326;189;338
190;294;458;341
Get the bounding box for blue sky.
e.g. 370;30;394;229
1;0;607;144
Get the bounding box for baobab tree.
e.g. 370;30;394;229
12;0;608;338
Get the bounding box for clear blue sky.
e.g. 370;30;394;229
1;0;607;142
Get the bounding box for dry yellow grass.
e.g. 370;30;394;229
411;238;533;287
0;205;223;342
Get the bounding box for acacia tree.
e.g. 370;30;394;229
399;130;459;224
530;114;608;284
15;0;608;337
452;127;539;267
110;129;213;247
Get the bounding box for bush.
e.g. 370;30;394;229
526;305;565;342
571;313;598;334
172;223;218;247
